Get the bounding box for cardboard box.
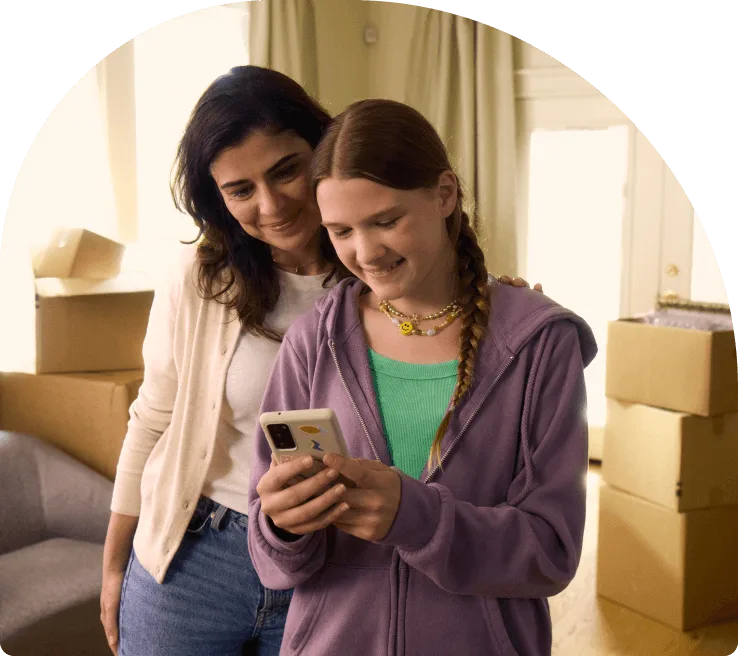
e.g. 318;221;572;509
33;228;125;279
0;370;143;480
34;275;154;373
605;318;738;416
596;484;738;631
603;399;738;511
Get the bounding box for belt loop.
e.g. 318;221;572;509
210;504;228;531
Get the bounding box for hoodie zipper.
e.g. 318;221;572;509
330;338;401;655
395;559;406;656
329;339;381;462
424;355;515;482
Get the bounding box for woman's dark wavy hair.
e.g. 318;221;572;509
171;65;349;340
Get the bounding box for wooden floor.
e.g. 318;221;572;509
548;464;738;656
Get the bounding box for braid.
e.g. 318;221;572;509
428;209;490;471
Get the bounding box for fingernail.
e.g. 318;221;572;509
340;503;350;511
335;484;346;495
302;457;313;467
326;469;338;480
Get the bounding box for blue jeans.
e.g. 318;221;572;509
118;496;292;655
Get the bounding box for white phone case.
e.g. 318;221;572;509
260;408;351;482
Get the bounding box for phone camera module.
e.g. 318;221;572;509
267;423;297;450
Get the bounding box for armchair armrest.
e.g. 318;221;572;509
0;432;45;554
0;431;113;545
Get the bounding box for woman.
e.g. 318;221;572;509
100;67;537;656
249;99;597;656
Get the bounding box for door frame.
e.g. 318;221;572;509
515;90;695;318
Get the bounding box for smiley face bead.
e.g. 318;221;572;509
400;322;415;336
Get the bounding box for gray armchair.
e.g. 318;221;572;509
0;431;113;655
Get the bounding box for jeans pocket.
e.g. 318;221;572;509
185;509;211;536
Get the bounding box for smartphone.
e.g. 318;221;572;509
260;408;355;487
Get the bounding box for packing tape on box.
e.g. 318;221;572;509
651;295;733;330
655;295;731;314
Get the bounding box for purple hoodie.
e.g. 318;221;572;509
248;277;597;656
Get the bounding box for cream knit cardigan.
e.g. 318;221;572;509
111;245;244;583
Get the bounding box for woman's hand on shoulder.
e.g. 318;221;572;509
497;275;543;293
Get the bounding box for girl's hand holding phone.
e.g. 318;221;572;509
256;456;350;535
321;453;402;542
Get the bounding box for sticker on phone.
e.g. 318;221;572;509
298;425;325;435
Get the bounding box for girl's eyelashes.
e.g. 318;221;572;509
330;216;402;239
327;216;401;239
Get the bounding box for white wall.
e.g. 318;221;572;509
691;213;730;304
0;66;118;372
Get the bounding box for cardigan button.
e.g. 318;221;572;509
183;501;190;510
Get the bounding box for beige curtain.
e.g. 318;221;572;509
248;0;319;98
247;2;517;274
405;12;517;276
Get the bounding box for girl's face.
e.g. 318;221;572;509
317;173;458;302
210;130;321;257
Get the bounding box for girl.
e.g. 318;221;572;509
249;99;597;656
101;67;536;656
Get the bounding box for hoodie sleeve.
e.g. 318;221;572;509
247;334;329;590
377;320;589;598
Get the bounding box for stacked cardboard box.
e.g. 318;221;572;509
0;229;152;480
597;303;738;631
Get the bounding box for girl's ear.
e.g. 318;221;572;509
437;170;458;216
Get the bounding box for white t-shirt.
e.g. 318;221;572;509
202;270;331;514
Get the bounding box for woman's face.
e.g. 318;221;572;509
210;130;321;257
317;173;458;302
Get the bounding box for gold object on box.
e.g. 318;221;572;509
655;294;731;315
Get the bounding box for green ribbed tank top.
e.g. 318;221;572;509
367;348;458;479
